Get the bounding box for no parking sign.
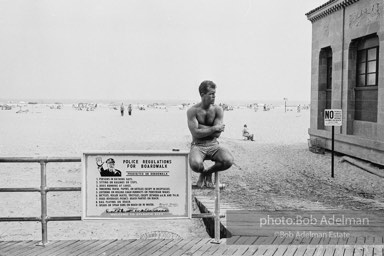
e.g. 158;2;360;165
324;109;342;126
324;109;342;178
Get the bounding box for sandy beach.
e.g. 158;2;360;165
0;104;383;241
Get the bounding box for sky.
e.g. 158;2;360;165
0;0;327;103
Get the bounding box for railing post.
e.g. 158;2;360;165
213;171;220;244
40;161;48;246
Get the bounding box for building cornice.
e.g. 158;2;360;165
305;0;360;23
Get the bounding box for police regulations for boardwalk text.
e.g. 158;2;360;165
82;151;191;220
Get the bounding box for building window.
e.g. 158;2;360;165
317;47;332;130
355;35;379;122
326;55;332;109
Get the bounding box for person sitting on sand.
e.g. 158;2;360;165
187;80;234;188
242;124;254;141
96;157;122;177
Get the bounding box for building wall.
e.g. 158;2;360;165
308;0;384;165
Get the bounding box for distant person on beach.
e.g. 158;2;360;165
242;124;254;141
96;157;122;177
128;104;132;116
120;103;124;116
187;80;234;188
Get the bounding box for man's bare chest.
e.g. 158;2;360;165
196;109;216;125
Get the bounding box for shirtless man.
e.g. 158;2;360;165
187;80;234;188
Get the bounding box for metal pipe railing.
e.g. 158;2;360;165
0;157;81;246
0;157;222;245
40;161;48;245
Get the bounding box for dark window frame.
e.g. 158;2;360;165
326;55;332;109
356;46;379;88
354;36;379;123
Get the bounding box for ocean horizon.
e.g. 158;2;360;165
0;98;310;107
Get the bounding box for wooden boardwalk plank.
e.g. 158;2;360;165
232;236;252;245
312;245;326;256
140;239;174;256
39;240;87;256
98;239;139;256
2;240;36;255
222;245;241;255
160;238;197;256
150;239;185;256
259;245;278;256
121;239;163;256
354;246;365;256
252;245;268;256
0;241;20;251
283;245;298;256
55;239;100;256
170;238;205;256
372;245;383;256
0;240;30;254
108;238;155;256
295;237;312;256
15;240;61;256
241;245;259;256
234;245;253;255
354;236;367;256
208;244;229;256
252;237;276;255
245;236;260;245
322;237;339;256
133;239;167;256
303;245;319;256
77;239;117;256
304;237;323;256
21;240;78;256
38;240;86;256
281;237;295;245
231;245;250;256
323;246;337;256
67;240;109;256
364;246;375;256
344;246;355;256
1;238;384;256
271;245;288;256
332;235;349;256
272;236;285;245
192;243;217;256
94;239;134;256
201;243;224;255
179;238;210;255
227;236;241;245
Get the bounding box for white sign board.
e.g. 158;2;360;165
82;150;191;220
324;109;342;126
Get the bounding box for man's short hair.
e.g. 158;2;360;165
199;80;216;95
106;158;115;164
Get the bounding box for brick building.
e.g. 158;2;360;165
306;0;384;165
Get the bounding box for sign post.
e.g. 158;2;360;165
324;109;342;178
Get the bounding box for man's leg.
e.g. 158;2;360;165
205;147;234;187
189;146;206;188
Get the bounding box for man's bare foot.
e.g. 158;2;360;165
205;174;226;189
205;174;214;188
196;173;205;188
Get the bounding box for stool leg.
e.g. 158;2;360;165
214;172;220;243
